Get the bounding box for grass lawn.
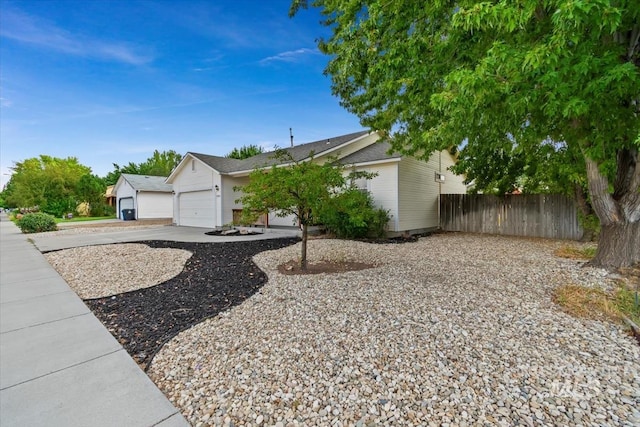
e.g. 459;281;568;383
55;215;116;224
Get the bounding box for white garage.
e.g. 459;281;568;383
114;174;173;220
178;190;216;228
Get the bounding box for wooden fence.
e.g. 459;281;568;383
440;194;583;240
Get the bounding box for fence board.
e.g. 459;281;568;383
440;194;583;240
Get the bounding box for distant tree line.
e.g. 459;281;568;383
1;150;183;217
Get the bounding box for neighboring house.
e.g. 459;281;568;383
105;185;116;207
114;174;173;220
166;131;466;235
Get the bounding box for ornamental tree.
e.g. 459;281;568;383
235;150;373;269
292;0;640;269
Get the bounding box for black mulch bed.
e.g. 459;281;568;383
84;238;299;370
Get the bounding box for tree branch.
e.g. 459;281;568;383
628;24;640;63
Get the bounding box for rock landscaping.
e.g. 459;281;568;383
46;232;640;426
146;234;639;426
72;239;297;368
45;243;192;299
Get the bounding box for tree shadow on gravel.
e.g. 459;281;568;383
84;238;299;370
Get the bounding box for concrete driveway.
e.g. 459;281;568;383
30;223;301;252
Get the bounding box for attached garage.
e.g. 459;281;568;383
178;190;216;228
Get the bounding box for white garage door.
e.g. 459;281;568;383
120;197;134;210
179;190;215;228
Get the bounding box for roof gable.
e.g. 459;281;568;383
338;141;402;165
119;173;172;192
173;130;374;177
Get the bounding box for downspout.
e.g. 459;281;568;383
438;151;442;229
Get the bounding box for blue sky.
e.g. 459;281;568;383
0;0;363;188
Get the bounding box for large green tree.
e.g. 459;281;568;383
292;0;640;269
3;156;91;216
104;150;182;185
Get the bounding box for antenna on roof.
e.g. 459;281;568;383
290;128;294;147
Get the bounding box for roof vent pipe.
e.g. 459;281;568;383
290;128;294;147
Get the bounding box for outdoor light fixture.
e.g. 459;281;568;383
215;184;220;191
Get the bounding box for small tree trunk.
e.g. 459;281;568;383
590;220;640;269
573;184;596;242
300;222;308;270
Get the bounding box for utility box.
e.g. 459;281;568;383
122;209;136;221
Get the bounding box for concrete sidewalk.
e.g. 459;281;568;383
0;216;189;427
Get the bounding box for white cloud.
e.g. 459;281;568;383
0;8;153;65
0;97;13;108
259;48;320;65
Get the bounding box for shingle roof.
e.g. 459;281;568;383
189;130;371;174
121;174;172;192
338;141;401;164
186;154;245;174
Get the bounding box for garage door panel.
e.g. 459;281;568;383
120;198;134;210
179;191;215;228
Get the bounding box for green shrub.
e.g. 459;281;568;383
42;198;75;218
319;189;390;239
101;204;116;216
16;212;58;233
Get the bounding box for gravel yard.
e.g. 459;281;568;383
144;234;639;427
45;244;192;299
44;231;639;426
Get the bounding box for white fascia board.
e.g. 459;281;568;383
346;158;402;168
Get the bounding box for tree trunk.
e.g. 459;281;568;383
584;152;640;270
573;183;597;242
300;222;308;270
590;221;640;269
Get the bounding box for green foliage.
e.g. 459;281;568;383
3;156;90;211
226;144;264;160
578;210;601;241
98;204;116;217
76;174;107;216
16;212;58;233
292;0;640;268
103;150;182;185
236;150;346;226
42;198;75;218
318;188;389;239
235;150;376;268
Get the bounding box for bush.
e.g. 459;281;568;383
319;189;390;239
16;212;58;233
42;198;75;218
100;204;116;217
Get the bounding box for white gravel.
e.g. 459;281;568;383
45;243;192;299
146;234;640;426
